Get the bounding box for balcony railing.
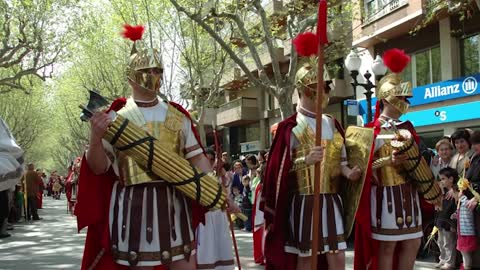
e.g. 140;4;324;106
364;0;409;25
217;97;259;126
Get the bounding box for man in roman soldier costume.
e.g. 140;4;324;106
262;60;362;270
354;49;441;270
65;157;81;214
75;25;215;270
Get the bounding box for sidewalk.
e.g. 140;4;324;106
0;196;84;270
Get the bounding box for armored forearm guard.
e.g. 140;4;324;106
391;129;442;206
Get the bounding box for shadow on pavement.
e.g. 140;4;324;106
0;196;84;270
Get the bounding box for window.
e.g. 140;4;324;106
401;46;441;87
363;0;407;24
365;0;377;19
460;34;480;76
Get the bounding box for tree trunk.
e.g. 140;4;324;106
197;122;207;147
257;90;267;150
277;89;295;120
196;106;207;147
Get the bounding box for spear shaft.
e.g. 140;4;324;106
311;0;328;269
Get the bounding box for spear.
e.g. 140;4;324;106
291;1;329;265
311;1;328;269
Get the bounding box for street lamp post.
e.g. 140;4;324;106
345;49;387;123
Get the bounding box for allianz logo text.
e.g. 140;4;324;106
423;76;477;99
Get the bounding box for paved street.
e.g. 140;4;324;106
0;196;84;270
0;196;437;270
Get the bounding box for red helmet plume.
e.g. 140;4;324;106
121;24;145;42
383;48;410;73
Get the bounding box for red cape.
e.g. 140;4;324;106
353;119;433;270
75;157;130;270
252;183;265;265
74;101;207;270
262;113;341;270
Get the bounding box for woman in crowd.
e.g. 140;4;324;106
431;138;454;180
450;130;474;176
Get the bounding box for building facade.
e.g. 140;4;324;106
212;0;480;155
352;0;480;148
216;0;354;157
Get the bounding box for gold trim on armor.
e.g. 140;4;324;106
371;225;422;235
164;105;184;131
197;260;236;269
114;242;195;262
292;115;344;194
376;136;407;186
117;102;185;186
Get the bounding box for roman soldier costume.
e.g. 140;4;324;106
262;61;353;269
354;49;441;270
75;25;209;270
66;157;81;214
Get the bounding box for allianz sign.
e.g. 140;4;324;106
424;76;478;99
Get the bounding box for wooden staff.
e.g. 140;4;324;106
311;1;328;269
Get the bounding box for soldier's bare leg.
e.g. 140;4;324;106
326;251;345;270
378;241;397;270
296;256;310;270
397;238;421;270
170;254;196;270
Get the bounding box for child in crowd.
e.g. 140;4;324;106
457;186;478;270
457;130;480;270
435;167;458;270
241;175;252;232
231;186;244;229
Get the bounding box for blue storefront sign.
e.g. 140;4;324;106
357;73;480;123
399;101;480;127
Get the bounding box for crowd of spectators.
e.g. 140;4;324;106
428;129;480;269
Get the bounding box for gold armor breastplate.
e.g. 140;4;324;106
117;100;185;186
376;137;407;187
291;117;344;194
